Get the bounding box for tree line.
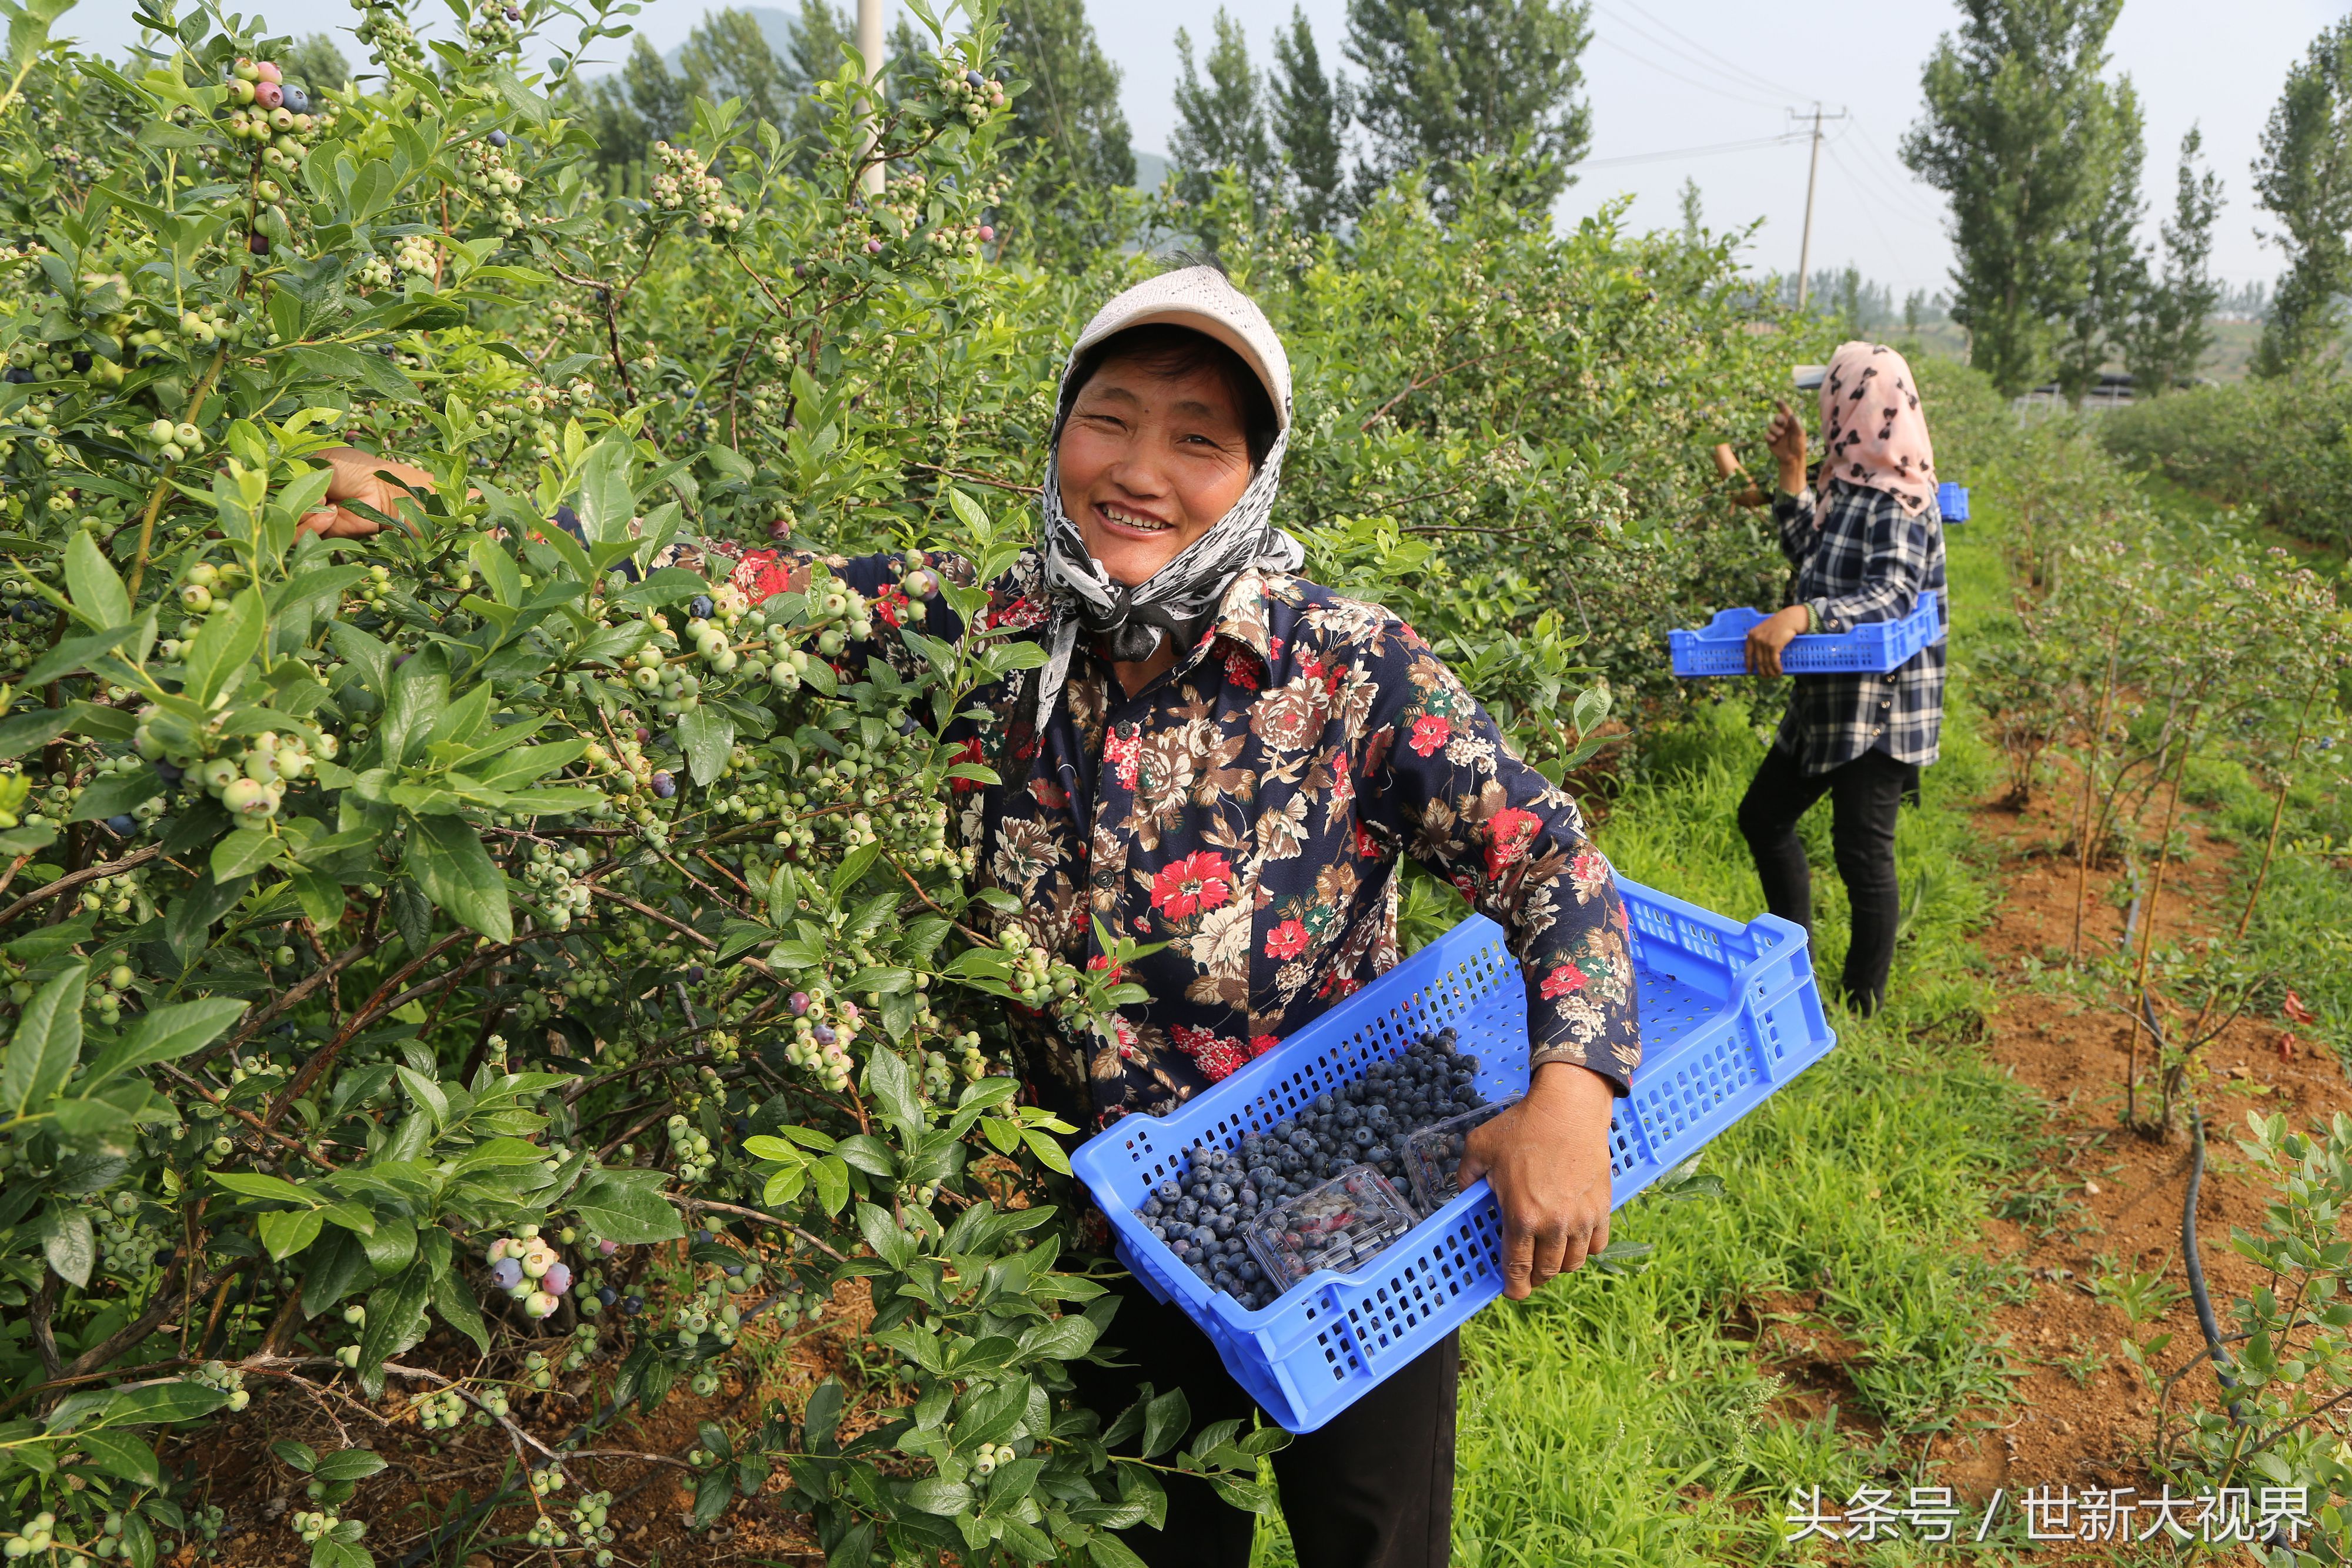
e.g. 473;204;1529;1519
1901;0;2352;399
563;1;1596;225
555;0;2352;400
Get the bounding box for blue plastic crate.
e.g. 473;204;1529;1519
1070;877;1836;1433
1668;588;1945;679
1938;482;1970;522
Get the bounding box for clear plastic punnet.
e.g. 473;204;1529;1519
1401;1098;1518;1217
1245;1166;1417;1293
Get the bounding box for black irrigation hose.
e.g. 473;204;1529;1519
2183;1105;2250;1427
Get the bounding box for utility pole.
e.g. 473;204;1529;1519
858;0;885;196
1791;104;1847;309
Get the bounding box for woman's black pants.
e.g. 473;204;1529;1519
1736;744;1917;1017
1066;1271;1458;1568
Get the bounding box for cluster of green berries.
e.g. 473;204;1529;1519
668;1293;740;1356
393;233;439;278
185;1359;252;1412
416;1387;467;1432
2;1514;62;1558
352;0;427;74
460;135;526;234
567;1490;615;1552
970;1442;1017;1477
649;142;743;232
936;59;1008;124
94;1190;163;1275
522;841;594;930
1000;924;1084;1008
465;0;525;52
85;959;141;1024
666;1114;716;1183
78;1512;138;1560
288;1509;339;1544
918;1038;987;1096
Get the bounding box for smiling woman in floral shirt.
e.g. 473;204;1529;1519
308;265;1641;1568
769;266;1633;1568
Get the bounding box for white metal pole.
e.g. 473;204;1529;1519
1796;105;1822;308
859;0;885;196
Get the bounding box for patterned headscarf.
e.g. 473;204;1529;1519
1033;267;1305;733
1818;340;1937;516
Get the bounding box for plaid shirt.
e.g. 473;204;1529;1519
1771;479;1947;775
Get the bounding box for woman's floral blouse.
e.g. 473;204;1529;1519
662;535;1642;1132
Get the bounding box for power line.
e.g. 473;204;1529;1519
1592;5;1800;105
1846;121;1949;228
1823;139;1916;284
1575;132;1809;169
1601;1;1813;104
1826;125;1948;231
1590;34;1793;113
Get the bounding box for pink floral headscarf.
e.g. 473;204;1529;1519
1818;340;1937;516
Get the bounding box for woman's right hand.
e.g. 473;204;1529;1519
1765;399;1808;495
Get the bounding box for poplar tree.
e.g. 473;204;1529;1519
1000;0;1137;189
2125;126;2223;395
1270;8;1350;232
1170;10;1276;212
2251;19;2352;377
679;9;795;132
1344;0;1593;213
2054;79;2145;406
1902;0;2132;396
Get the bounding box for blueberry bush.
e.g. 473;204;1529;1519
0;0;1843;1562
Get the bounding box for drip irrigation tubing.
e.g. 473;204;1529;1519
2116;865;2248;1427
2182;1105;2248;1425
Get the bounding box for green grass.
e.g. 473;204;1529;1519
1245;508;2058;1564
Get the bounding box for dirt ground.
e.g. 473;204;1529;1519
160;1273;876;1567
1790;774;2352;1563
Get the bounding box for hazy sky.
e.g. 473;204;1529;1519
49;0;2343;296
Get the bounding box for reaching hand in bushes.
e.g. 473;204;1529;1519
1767;397;1809;496
297;446;458;538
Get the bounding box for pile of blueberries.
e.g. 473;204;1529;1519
1130;1028;1486;1310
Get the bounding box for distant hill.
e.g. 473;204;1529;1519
1132;151;1167;193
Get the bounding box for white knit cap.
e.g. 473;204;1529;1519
1060;265;1292;433
1030;265;1305;733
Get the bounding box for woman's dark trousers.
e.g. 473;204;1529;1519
1736;743;1917;1017
1065;1271;1458;1568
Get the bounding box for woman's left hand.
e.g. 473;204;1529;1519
297;446;460;539
1457;1061;1617;1300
